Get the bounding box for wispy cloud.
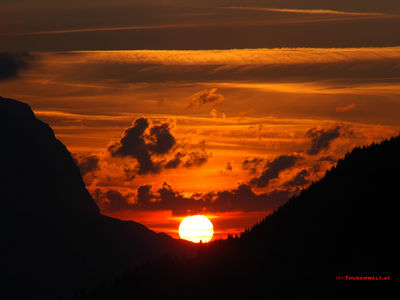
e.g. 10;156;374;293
34;110;128;121
336;103;356;112
188;88;224;107
225;7;386;17
0;23;212;37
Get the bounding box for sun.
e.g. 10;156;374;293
178;215;214;243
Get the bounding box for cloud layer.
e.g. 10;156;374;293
97;182;292;216
31;48;400;89
2;0;399;51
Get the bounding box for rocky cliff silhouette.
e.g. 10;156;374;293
81;134;400;299
0;97;194;299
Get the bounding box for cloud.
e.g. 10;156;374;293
225;7;385;17
306;126;342;155
226;162;232;171
250;154;301;188
102;189;135;212
98;182;292;216
1;24;212;37
29;48;400;89
210;108;218;118
0;52;32;80
209;108;226;118
336;103;356;112
108;118;211;176
182;150;211;168
137;184;153;205
318;155;337;162
2;0;399;52
124;166;136;181
108;118;151;158
164;152;185;169
284;169;310;188
73;153;100;176
164;150;211;169
188;88;224;107
108;118;175;174
208;184;290;214
148;123;176;154
242;157;265;175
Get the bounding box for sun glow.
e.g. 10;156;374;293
178;215;214;243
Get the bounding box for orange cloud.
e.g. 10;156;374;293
188;88;224;107
225;7;386;17
336;103;356;112
57;47;400;66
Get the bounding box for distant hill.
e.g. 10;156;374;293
81;134;400;298
0;97;194;299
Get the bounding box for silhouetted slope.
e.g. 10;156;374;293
0;97;194;299
1;97;100;218
82;136;400;299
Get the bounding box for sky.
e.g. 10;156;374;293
1;0;400;239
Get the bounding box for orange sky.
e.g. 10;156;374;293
1;48;399;239
1;1;400;240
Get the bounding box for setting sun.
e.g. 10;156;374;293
178;215;214;243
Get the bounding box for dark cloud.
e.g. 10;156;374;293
98;182;292;216
108;118;175;174
108;118;150;158
188;88;224;107
73;153;99;176
137;184;153;205
306;126;342;155
0;52;32;80
226;162;232;171
93;188;135;213
165;152;185;169
207;184;291;214
109;119;211;175
311;164;322;173
318;155;337;162
148;123;176;154
284;169;310;188
104;189;135;212
242;157;265;175
164;150;211;169
124;166;136;181
182;150;211;168
78;155;99;176
250;154;301;188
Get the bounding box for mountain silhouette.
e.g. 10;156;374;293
80;135;400;298
0;97;194;299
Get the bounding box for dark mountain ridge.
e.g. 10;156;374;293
0;96;194;299
81;134;400;298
